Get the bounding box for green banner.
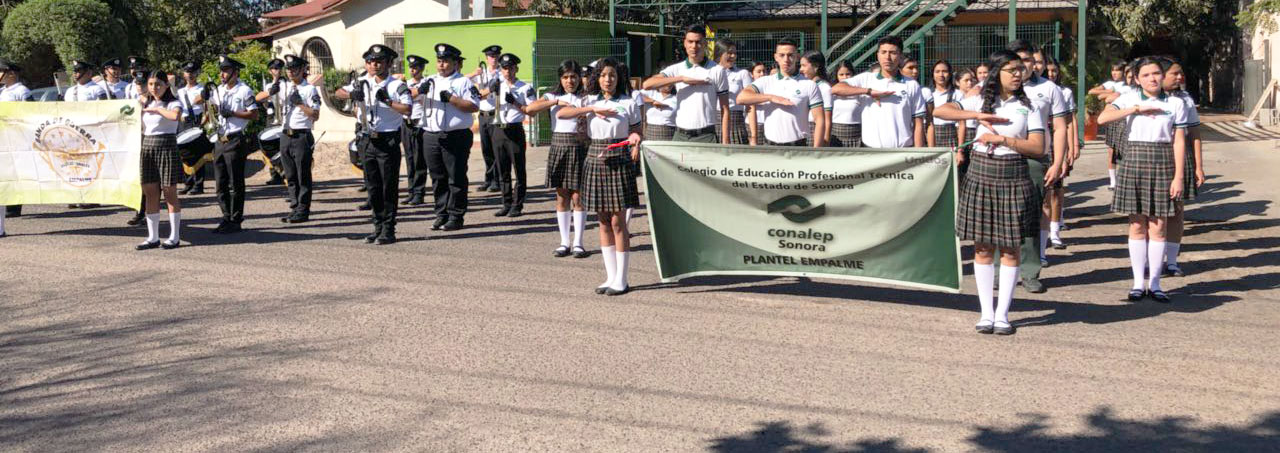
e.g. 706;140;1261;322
641;142;961;293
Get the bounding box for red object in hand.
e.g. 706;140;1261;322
606;141;630;149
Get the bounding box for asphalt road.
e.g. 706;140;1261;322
2;133;1278;452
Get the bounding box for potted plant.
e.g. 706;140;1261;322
1084;95;1103;141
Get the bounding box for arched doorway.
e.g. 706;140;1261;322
302;37;353;116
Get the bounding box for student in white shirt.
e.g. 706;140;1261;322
800;50;833;146
736;39;825;147
953;67;979;179
401;55;430;206
1042;55;1078;250
558;57;644;296
485;53;535;217
828;61;863;148
271;55;323;224
926;59;964;149
125;56;148;100
642;24;730;144
747;61;768;145
934;50;1047;336
134;70;186;250
0;59;31;237
714;40;751;145
833;36;927;148
471;45;504;192
338;44;414;244
98;58;127;99
1089;63;1128;189
526;60;590;258
204;56;261;235
1098;56;1189;304
176;61;210;195
413;42;480;232
1159;57;1203;278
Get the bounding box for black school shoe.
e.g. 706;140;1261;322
1127;289;1146;302
572;246;590;259
442;218;464;231
507;207;523;218
432;216;449;231
494;206;510;217
376;227;396;245
135;240;161;251
126;212;145;226
553;246;571;257
1149;290;1171;303
161;239;181;250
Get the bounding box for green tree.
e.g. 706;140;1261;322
1238;0;1280;34
2;0;128;85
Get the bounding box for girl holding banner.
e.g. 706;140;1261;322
136;70;186;250
557;58;643;296
935;50;1047;336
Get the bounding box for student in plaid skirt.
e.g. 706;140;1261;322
1159;57;1204;277
1098;56;1190;304
136;70;186;250
713;41;752;145
935;50;1047;336
800;51;832;147
829;62;863;148
640;83;678;141
526;60;592;258
746;61;769;145
557;58;644;296
1043;54;1078;249
1089;63;1129;190
953;68;979;180
926;60;964;150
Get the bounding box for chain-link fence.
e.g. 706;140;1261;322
529;38;629;145
922;23;1058;73
713;31;813;68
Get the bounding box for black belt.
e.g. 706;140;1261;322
678;125;717;136
766;138;806;147
425;129;469;135
284;129;311;137
478;111;496;117
368;130;398;139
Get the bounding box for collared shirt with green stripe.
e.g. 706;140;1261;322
748;71;824;144
844;71;928;148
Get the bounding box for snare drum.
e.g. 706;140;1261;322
176;127;205;146
176;127;213;167
258;125;283;153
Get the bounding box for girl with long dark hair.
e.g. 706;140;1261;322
557;58;644;295
1090;63;1128;190
953;67;978;179
927;60;963;149
526;60;591;258
800;50;832;146
830;61;862;147
1098;56;1189;303
1159;56;1203;277
136;70;185;250
934;50;1047;335
747;61;768;145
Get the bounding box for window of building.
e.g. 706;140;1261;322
384;33;405;75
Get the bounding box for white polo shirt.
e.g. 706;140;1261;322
406;76;426;122
717;65;751;112
584;93;642;140
65;81;107;101
343;74;412;133
0;82;31;101
275;80;323;130
1172;91;1200;127
961;93;980;130
641;90;677;126
832;93;861;125
99;79;127;99
845;71;927;147
806;80;833;124
496;79;534;125
142;99;183;136
125;82;143;100
957;95;1045;157
1062;87;1076;113
659;58;729;130
210;81;259;136
544;92;582;134
1023;76;1070;153
475;68;500;112
176;85;205;122
1110;91;1190;143
421;71;479;133
930;89;962;126
749;72;823;144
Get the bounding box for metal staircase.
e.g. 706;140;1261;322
824;0;969;71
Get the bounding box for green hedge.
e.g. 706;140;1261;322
2;0;128;86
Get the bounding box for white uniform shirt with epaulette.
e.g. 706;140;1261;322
584;93;643;140
420;71;479;132
495;79;534;125
141;99;183;136
176;85;205;124
749;72;823;144
99;79;127;99
956;95;1045;157
405;76;426;123
276;79;323;130
845;71;927;147
640;90;677;127
343;75;412;133
544;92;583;133
475;68;500;112
64;81;108;101
0;82;31;101
930;89;962;126
1022;76;1070;154
1110;91;1190;143
211;81;259;135
125;82;144;100
659;58;729;130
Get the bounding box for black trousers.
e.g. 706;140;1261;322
362;132;402;228
478;112;498;186
401;124;428;197
424;129;472;219
491;124;527;209
184;166;207;188
213;133;250;224
280;130;314;215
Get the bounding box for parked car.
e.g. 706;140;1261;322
29;86;69;102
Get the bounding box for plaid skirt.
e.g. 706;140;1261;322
1104;120;1123;149
1182;148;1198;201
831;122;861;148
725;110;749;145
934;123;959;148
1112;140;1177;217
582;140;639;211
645;123;676;142
957;152;1040;249
546;133;587;191
141;134;182;186
1040;123;1062;189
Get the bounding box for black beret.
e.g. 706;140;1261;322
283;55;307;69
267;58;285;70
406;55;428;68
218;55;245;70
497;53;521;68
482;45;502;55
363;44;397;61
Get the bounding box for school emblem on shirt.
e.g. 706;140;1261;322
32;118;107;188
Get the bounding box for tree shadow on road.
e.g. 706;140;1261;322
708;421;927;452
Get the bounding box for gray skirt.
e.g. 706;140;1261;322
957;152;1040;249
546;132;586;191
582;140;639;212
644;123;676;142
1112;140;1177;217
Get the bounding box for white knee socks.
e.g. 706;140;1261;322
168;212;181;243
1147;241;1165;291
1165;242;1181;267
144;213;162;242
555;211;571;247
1128;239;1147;290
1049;221;1061;242
599;246;617;290
625;208;634;225
1109;169;1117;187
975;263;995;322
996;265;1017;323
572;210;586;248
612;251;630;291
1039;229;1049;260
